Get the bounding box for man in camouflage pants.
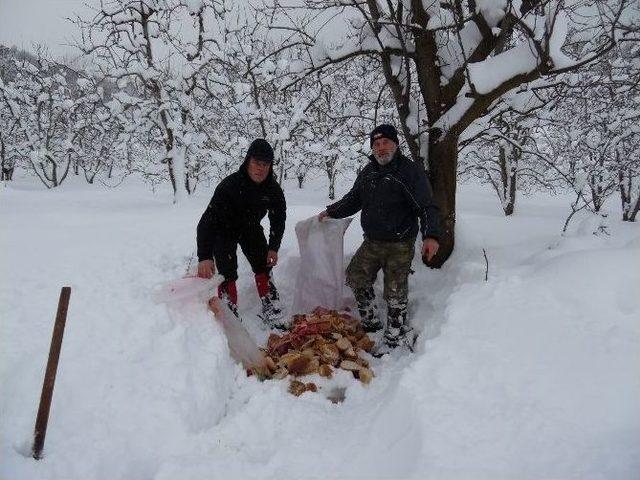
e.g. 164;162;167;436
319;124;441;352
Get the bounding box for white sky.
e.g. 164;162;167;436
0;0;97;59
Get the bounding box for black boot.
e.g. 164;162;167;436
354;286;382;332
379;299;415;354
259;280;287;330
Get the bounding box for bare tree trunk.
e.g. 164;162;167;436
2;167;14;181
326;158;336;200
628;196;640;222
620;168;639;222
185;171;192;195
425;134;457;268
590;166;604;213
500;146;517;216
620;170;628;221
505;176;516;216
126;142;132;172
1;134;4;180
0;135;12;181
166;157;177;194
48;156;59;188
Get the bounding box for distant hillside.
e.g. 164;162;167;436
0;44;81;84
0;44;116;99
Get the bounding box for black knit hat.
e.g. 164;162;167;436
370;124;399;147
246;138;274;163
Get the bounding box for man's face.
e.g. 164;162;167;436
247;157;271;184
372;137;397;165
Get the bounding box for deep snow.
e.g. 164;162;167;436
1;175;639;480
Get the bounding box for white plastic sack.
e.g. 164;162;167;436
291;216;354;315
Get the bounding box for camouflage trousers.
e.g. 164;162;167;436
345;238;415;305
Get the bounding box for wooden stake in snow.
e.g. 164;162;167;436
32;286;71;460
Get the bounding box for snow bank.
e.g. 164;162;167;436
1;178;639;480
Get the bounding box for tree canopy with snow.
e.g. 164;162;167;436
257;0;635;265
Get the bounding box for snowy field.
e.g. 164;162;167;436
1;174;639;480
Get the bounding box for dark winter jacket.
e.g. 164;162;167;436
326;151;441;242
197;160;286;262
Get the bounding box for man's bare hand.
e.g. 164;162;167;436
197;259;216;278
266;250;278;267
421;238;440;262
318;210;329;222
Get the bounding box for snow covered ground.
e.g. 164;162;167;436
1;174;639;480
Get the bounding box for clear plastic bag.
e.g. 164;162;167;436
152;276;213;305
154;277;264;370
208;298;265;370
291;216;354;315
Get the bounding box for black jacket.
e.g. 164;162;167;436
197;161;286;262
326;151;441;242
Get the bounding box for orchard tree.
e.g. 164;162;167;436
543;25;640;224
300;61;386;198
459;100;550;216
261;0;632;266
610;22;640;222
0;98;19;181
74;0;227;202
0;54;76;188
70;77;128;183
459;121;528;216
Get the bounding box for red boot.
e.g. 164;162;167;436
218;279;239;318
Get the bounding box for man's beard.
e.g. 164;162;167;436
374;147;396;165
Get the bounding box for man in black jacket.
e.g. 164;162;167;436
319;124;441;351
197;139;287;328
